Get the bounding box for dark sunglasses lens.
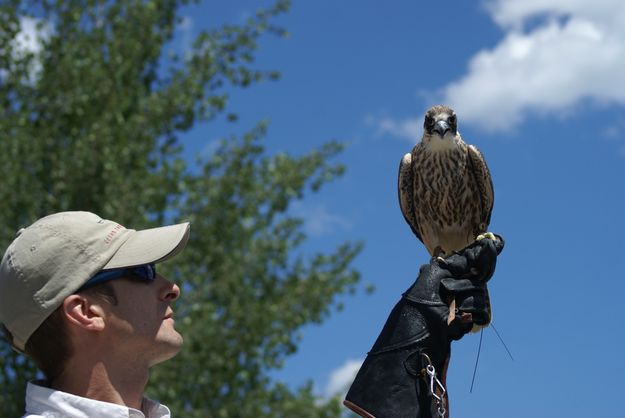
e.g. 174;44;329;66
146;264;156;280
129;264;156;282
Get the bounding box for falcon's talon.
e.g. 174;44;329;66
476;232;497;242
432;246;446;258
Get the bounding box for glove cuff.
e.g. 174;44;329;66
344;294;451;417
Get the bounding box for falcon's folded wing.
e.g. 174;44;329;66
398;153;423;243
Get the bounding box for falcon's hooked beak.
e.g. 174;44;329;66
433;120;450;137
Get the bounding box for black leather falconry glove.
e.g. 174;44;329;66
344;235;504;418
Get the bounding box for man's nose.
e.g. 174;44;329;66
158;276;181;301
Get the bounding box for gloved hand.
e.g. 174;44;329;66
404;234;505;341
344;234;504;418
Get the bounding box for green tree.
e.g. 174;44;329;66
0;1;363;416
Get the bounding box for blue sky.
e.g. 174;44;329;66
169;1;625;417
18;1;625;416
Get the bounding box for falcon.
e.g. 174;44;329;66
399;105;497;329
398;105;495;258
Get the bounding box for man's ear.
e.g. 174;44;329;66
62;294;106;331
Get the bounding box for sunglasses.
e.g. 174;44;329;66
77;263;156;292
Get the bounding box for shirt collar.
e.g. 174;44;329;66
25;380;171;418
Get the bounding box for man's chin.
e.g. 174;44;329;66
150;333;183;365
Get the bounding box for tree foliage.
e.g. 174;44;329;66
0;1;362;416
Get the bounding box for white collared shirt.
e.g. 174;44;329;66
23;381;171;418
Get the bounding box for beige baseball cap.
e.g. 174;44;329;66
0;211;190;351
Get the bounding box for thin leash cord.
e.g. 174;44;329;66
469;328;483;393
490;322;514;361
469;322;514;393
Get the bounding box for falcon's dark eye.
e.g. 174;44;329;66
424;115;435;128
448;114;457;125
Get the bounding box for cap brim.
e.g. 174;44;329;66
103;222;190;269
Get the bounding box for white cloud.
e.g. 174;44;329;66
176;15;195;59
483;0;625;29
323;358;363;399
374;0;625;136
443;0;625;132
370;115;422;143
200;138;221;158
4;16;52;82
14;17;41;55
14;16;51;57
600;116;625;156
291;202;352;237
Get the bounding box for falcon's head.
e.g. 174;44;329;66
422;105;460;147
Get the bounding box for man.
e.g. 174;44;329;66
344;235;504;418
0;211;190;418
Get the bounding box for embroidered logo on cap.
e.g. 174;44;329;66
104;224;124;244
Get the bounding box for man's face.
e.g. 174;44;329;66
102;274;183;367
